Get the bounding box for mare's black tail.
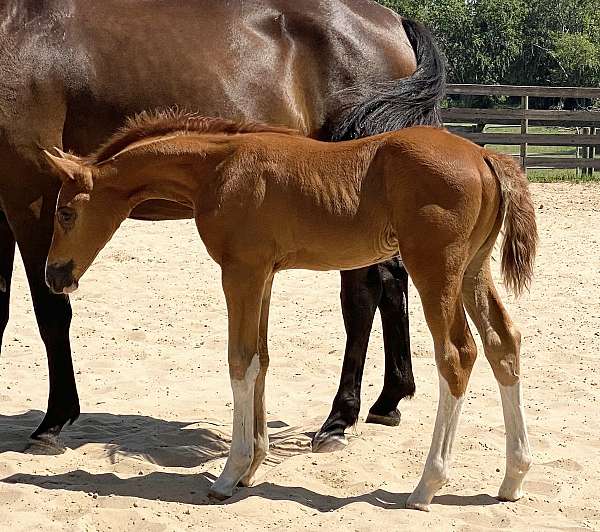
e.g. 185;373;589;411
323;18;446;141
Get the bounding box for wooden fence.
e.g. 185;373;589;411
442;84;600;174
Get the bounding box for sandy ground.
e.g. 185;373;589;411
0;183;599;531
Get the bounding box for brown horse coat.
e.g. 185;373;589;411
44;113;537;510
0;0;444;444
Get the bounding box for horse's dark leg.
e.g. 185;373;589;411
366;258;415;425
0;210;16;351
312;265;381;452
7;199;79;448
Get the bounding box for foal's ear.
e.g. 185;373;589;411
43;149;84;184
53;147;82;162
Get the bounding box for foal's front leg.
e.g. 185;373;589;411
239;274;274;487
209;265;269;500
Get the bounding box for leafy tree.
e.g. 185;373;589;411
375;0;600;88
551;33;600;86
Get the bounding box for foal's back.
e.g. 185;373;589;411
199;132;394;271
202;126;493;272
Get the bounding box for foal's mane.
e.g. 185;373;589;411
87;109;300;164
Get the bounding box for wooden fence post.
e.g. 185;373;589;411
584;127;591;177
520;95;528;170
591;127;598;177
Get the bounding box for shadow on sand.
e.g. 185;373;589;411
0;410;314;465
0;410;231;466
2;469;500;511
1;410;501;511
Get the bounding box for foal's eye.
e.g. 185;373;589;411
57;207;76;228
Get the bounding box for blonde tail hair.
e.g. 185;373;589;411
484;152;538;296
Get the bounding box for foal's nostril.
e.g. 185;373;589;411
46;260;76;294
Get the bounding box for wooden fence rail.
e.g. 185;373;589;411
442;84;600;174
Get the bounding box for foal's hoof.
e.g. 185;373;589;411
497;485;524;502
208;485;233;501
311;431;348;453
366;408;401;427
405;500;431;512
208;476;238;501
237;474;255;488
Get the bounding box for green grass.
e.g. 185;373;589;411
527;169;599;182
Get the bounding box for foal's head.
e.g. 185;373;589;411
43;110;299;294
43;150;129;294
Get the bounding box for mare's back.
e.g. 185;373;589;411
0;0;413;153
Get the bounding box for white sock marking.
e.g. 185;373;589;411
211;354;260;498
498;382;531;501
407;375;464;510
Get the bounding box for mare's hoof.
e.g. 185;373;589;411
366;408;401;427
29;425;66;454
311;431;348;453
30;403;80;445
26;435;66;455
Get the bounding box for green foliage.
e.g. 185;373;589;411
551;33;600;86
376;0;600;87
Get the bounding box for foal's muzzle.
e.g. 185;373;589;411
46;260;78;294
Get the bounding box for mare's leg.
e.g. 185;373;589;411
367;257;415;425
463;258;531;501
209;264;270;499
4;194;79;446
312;265;382;452
0;210;16;351
403;246;477;512
239;274;274;487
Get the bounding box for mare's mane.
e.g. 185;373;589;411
87;109;301;164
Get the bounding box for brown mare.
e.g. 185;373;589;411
0;0;445;447
44;112;537;510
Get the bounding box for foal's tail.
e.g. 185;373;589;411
323;18;446;140
484;152;538;297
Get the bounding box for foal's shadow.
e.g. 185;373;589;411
2;468;499;510
0;411;500;510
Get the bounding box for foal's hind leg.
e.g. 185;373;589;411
0;210;16;351
239;274;274;487
463;258;531;501
402;246;477;511
209;264;270;500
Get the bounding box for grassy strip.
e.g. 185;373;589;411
527;169;599;183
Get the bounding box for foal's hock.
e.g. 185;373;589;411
44;116;537;510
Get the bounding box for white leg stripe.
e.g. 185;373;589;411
407;375;464;510
211;354;260;498
498;382;531;501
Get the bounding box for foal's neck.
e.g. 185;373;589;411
107;135;232;209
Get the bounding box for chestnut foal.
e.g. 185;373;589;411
44;112;537;510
